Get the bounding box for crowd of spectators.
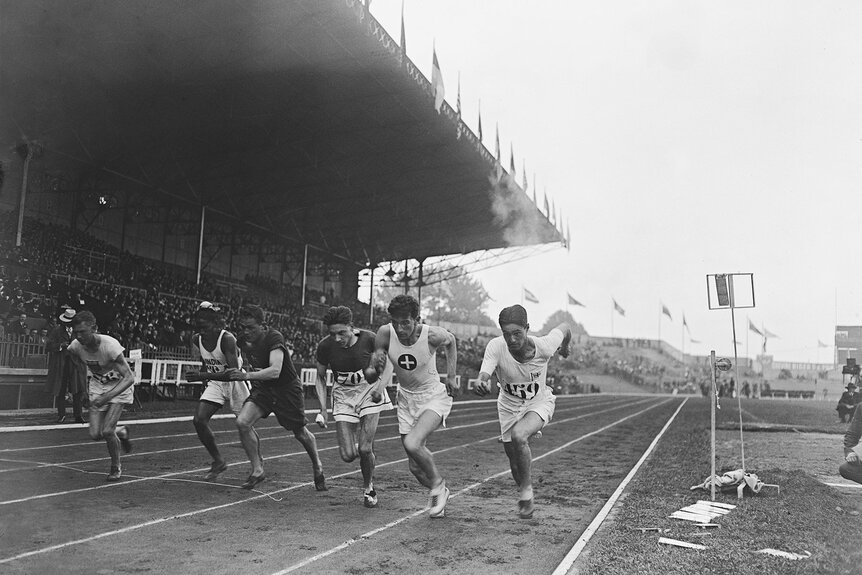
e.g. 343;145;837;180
0;214;377;367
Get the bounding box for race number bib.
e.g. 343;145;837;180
334;370;365;386
502;381;540;400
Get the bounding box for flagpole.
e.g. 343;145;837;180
611;300;614;338
728;276;745;472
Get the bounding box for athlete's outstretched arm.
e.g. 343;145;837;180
553;323;573;358
364;325;391;384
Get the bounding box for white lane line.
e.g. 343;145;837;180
0;398;632;505
0;395;615;434
269;398;674;575
552;397;689;575
824;482;862;489
0;398;626;478
0;397;657;565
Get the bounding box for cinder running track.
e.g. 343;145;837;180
0;394;683;575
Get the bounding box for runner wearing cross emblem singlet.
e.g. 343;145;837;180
366;294;459;518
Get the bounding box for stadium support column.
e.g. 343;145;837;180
196;205;206;285
369;268;375;324
15;142;39;247
301;244;308;307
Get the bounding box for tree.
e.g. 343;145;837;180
373;265;494;326
538;310;588;336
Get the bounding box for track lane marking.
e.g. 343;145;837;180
0;398;660;565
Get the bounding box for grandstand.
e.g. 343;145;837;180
0;0;563;409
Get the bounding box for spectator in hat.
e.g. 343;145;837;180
8;312;28;339
837;381;860;424
44;308;88;423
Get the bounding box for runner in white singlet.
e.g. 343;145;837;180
366;295;459;518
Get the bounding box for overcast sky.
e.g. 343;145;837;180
370;1;862;364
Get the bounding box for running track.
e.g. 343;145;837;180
0;394;686;574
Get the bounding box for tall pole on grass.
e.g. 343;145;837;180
728;276;745;471
710;350;717;501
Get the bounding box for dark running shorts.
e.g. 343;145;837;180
245;381;307;431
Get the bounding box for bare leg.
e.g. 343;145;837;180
401;410;444;490
506;411;545;501
336;420;359;463
236;402;265;476
194;401;224;463
293;426;324;476
357;413;381;490
100;404;126;469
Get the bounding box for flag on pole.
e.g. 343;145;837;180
431;46;445;113
818;339;830;348
532;173;537;205
494;124;502;183
523;288;539;303
683;314;691;334
613;298;625;317
661;303;673;321
455;73;462;139
477;99;483;142
568;293;585;307
690;338;701;344
748;320;763;336
763;327;779;339
399;0;406;58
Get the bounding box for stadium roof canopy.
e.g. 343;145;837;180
0;0;563;269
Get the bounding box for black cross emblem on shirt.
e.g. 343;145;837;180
398;354;417;370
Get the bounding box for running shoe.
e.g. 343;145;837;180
106;466;122;482
314;472;328;491
518;498;535;519
363;489;378;508
428;483;450;518
205;460;228;481
241;473;266;490
119;428;133;454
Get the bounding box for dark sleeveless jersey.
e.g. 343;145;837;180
239;328;299;388
315;329;375;386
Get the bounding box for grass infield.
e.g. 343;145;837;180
574;398;862;575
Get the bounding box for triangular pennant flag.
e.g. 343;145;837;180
568;293;585;307
613;298;625;317
662;303;673;321
523;287;539;303
748;320;763;336
431;46;445;113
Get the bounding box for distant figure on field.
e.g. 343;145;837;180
839;403;862;485
836;381;860;423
